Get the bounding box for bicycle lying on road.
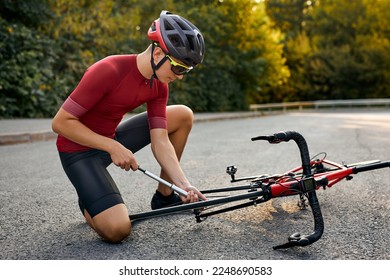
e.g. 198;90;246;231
129;131;389;250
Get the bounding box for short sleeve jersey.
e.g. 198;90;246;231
56;54;168;152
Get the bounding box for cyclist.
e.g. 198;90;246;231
51;10;207;243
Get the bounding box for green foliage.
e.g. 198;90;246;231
0;4;60;117
169;0;288;110
1;0;389;118
266;0;390;102
266;0;316;101
43;0;145;107
266;0;316;38
0;0;52;26
169;0;249;111
306;0;390;99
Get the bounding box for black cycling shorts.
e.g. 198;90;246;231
59;112;151;218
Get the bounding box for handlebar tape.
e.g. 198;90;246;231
353;161;390;173
253;131;325;249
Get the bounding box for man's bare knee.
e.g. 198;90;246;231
91;204;132;243
168;105;194;126
97;220;132;243
178;105;194;125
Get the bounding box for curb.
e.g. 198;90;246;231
0;112;263;146
0;131;57;146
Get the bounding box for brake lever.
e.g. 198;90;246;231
251;135;281;144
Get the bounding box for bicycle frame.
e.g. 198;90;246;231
256;158;390;198
129;131;390;249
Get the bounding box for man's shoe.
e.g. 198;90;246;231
151;190;182;210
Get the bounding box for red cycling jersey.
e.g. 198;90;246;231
56;54;168;152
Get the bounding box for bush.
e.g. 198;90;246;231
0;17;60;118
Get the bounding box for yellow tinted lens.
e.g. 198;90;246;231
171;65;190;75
166;55;192;75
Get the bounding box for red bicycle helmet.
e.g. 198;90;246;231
148;10;205;67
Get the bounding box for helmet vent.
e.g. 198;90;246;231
164;20;175;31
186;35;195;51
168;35;184;48
175;19;190;31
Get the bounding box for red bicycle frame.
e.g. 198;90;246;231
269;159;353;197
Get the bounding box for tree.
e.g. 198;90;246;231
357;0;390;97
266;0;316;38
306;0;390;99
43;0;144;104
265;0;317;102
169;0;289;110
0;0;294;117
0;0;59;117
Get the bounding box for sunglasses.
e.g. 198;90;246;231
165;54;193;75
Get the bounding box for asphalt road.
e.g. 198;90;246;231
1;110;389;260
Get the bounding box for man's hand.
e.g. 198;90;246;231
181;185;207;203
109;141;138;171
